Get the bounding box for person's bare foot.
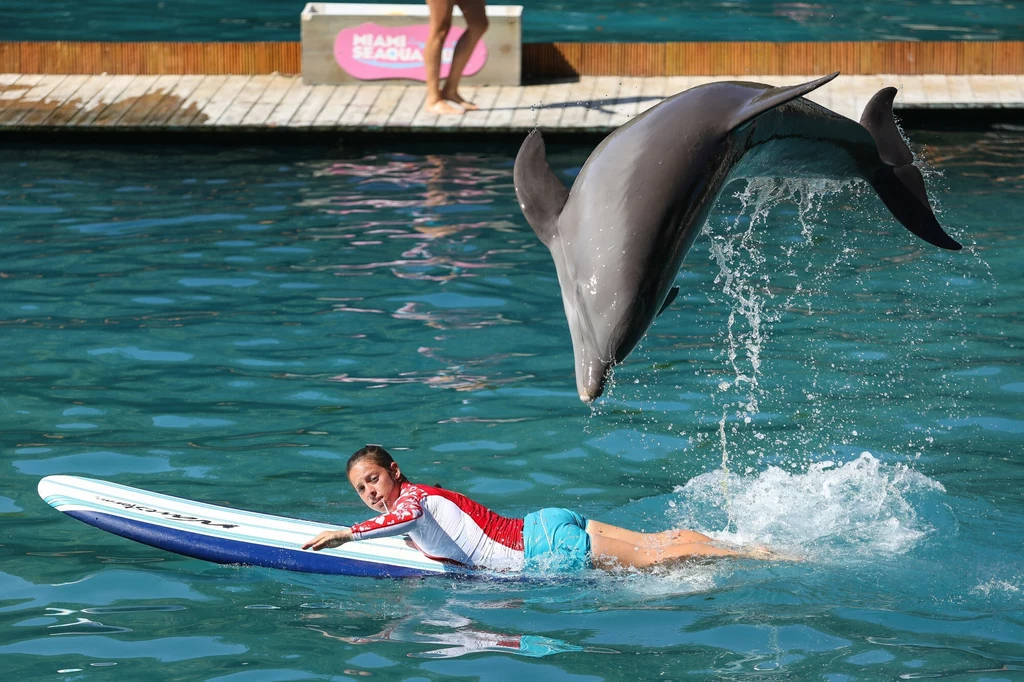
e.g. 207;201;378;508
441;92;478;111
745;545;804;562
425;99;463;115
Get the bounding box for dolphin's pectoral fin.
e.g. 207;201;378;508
859;88;962;251
656;287;680;317
727;72;840;131
513;129;570;248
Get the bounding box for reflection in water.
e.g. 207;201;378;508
299;152;533;394
327;343;531;393
307;607;586;659
306;153;523;289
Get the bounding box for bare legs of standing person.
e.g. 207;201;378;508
424;0;489;114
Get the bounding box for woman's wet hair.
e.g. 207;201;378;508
347;444;409;482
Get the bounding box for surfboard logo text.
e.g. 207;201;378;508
99;497;239;529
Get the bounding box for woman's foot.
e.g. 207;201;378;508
745;545;804;562
440;91;478;111
425;99;464;115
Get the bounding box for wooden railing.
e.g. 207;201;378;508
0;42;301;75
1;41;1021;77
524;42;1024;77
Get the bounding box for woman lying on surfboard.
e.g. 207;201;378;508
303;445;774;572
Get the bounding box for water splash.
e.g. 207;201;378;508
698;177;863;479
668;452;944;559
704;177;858;404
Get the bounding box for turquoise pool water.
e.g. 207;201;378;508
1;125;1022;679
2;0;1022;42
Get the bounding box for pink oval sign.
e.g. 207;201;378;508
335;22;488;82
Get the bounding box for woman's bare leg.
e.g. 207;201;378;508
424;0;462;114
441;0;489;109
587;520;716;549
589;531;751;570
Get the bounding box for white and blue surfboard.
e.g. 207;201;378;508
38;475;469;578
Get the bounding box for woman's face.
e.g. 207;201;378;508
348;460;402;513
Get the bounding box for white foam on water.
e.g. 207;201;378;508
971;578;1021;597
667;452;944;560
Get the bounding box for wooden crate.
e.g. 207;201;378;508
301;3;522;85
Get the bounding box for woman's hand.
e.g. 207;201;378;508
302;528;353;551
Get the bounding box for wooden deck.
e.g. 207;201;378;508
1;74;1022;134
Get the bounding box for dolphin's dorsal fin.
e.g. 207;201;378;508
513;130;569;247
727;72;840;131
657;287;680;317
859;87;914;167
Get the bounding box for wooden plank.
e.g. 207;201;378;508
583;76;620;129
360;84;407;128
386;86;426;128
0;75;43;116
945;76;975;108
970;75;1024;106
618;76;646;116
1014;76;1024;106
483;84;522;129
408;88;444;130
212;75;274;126
17;75;89;126
287;84;336;126
337;84;382;127
895;75;929;107
460;86;501;129
195;76;250;125
143;75;206;126
4;73;1019;130
38;75;111;126
264;78;314;126
850;75;888;120
918;74;952;110
240;74;297;126
435;86;475;130
0;75;66;125
66;75;135;126
310;86;355;127
535;81;572;128
637;76;667;114
828;75;858;119
762;74;818;87
664;76;700;98
167;75;230;127
559;77;599;129
117;75;181;126
92;75;159;127
607;75;644;126
509;83;548;129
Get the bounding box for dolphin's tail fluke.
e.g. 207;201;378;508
860;88;962;250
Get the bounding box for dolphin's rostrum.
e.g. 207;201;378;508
514;72;961;404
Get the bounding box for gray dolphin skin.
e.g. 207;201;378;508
513;72;962;403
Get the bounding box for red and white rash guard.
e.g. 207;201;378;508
349;482;525;571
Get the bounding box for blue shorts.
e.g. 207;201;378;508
522;508;591;572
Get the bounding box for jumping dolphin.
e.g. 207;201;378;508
513;72;961;403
